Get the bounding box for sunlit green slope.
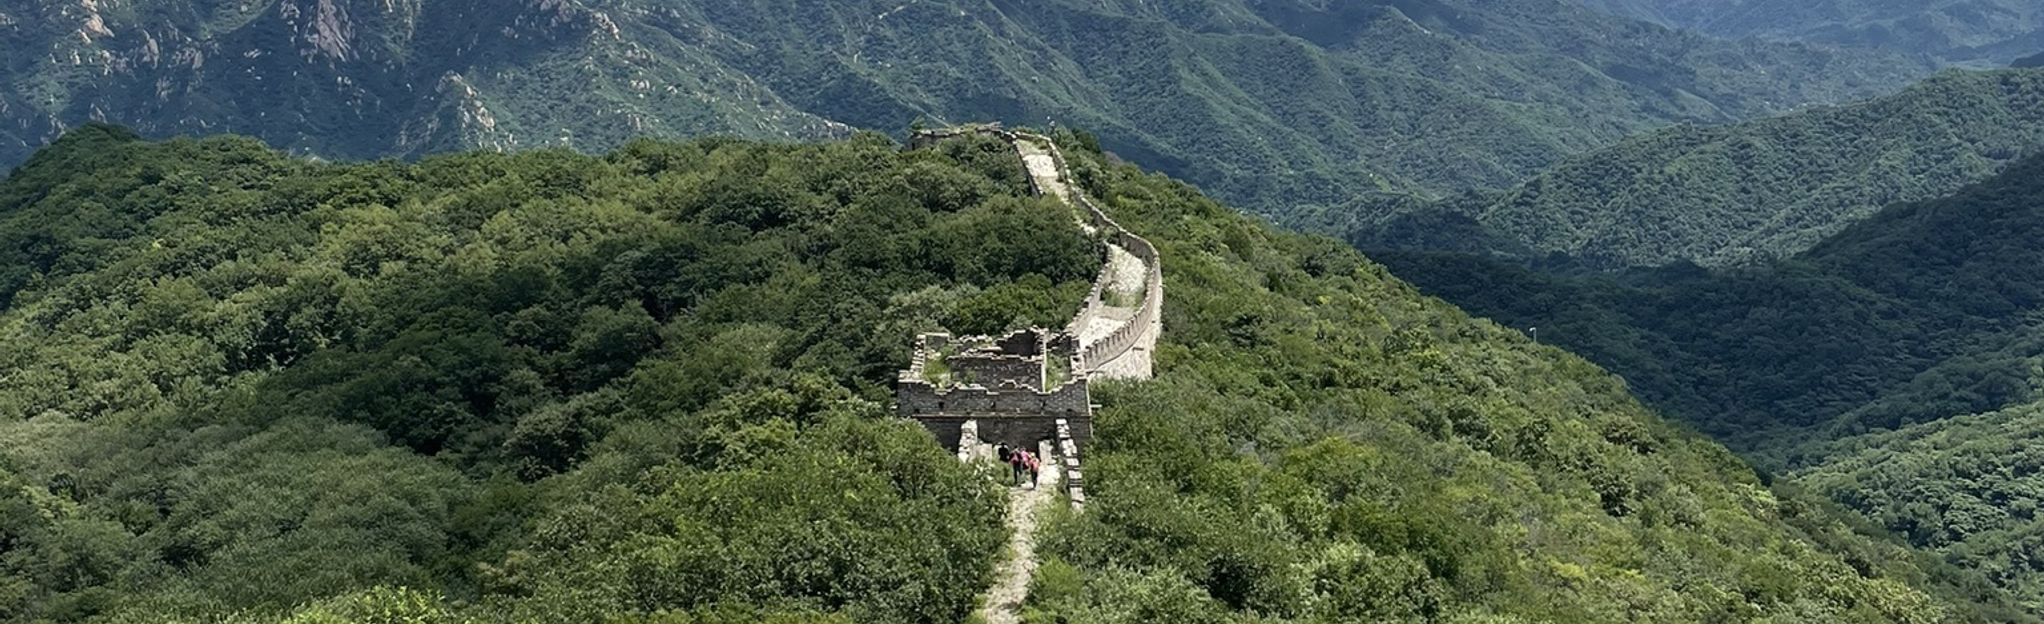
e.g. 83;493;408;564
0;127;2021;622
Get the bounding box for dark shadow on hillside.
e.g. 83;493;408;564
1364;154;2044;465
1344;197;1637;277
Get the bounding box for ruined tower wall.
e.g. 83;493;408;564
948;355;1043;390
897;377;1091;418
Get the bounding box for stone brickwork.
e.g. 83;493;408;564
897;329;1078;410
1041;137;1163;380
1057;419;1086;510
896;380;1090;420
908;122;1017;149
915;415;1066;456
949;355;1043;391
897;126;1166;513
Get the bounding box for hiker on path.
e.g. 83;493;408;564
1010;447;1041;488
996;445;1018;484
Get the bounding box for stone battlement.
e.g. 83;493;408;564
897;126;1166;511
897;327;1091;452
1039;136;1163;379
899;329;1079;391
909;123;1018;149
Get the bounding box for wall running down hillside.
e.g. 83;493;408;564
907;125;1164;385
897;124;1165;505
1043;137;1164;380
896;126;1165;624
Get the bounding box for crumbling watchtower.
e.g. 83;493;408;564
896;329;1094;454
897;127;1164;509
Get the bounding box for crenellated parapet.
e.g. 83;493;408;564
896;126;1165;510
895;378;1092;419
1024;131;1163;380
910;123;1018;148
899;330;1084;409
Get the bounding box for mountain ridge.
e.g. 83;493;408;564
2;0;1932;223
1345;68;2044;270
1577;0;2044;66
0;125;2026;622
1368;148;2044;610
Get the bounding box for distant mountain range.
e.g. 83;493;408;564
1;0;1931;222
1345;68;2044;269
1580;0;2044;66
1372;138;2044;612
1376;149;2044;443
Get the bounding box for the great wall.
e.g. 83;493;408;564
897;125;1164;623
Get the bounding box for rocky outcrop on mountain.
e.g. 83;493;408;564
3;0;1923;224
0;0;843;169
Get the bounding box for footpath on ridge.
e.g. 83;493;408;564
1014;132;1161;379
907;125;1164;624
977;454;1061;624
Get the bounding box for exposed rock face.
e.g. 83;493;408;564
3;0;1927;223
0;0;839;167
80;0;113;41
281;0;357;61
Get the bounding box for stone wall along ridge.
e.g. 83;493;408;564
896;126;1164;517
1013;131;1163;380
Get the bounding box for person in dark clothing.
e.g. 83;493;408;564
996;444;1018;485
994;444;1043;487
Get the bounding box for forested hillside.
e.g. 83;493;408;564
1376;150;2044;447
1;0;1927;223
0;125;1081;622
0;127;2024;621
1578;0;2044;66
1798;406;2044;614
1346;68;2044;269
1372;149;2044;609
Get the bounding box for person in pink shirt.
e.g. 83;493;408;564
1008;447;1040;487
